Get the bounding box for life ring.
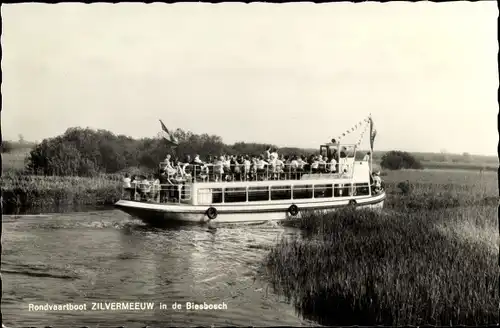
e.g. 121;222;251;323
206;207;218;220
349;199;357;207
288;204;299;217
184;164;193;175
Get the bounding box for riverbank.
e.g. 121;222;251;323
1;173;122;214
263;169;498;325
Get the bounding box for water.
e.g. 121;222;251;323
2;210;313;327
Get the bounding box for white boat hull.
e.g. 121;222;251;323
114;192;386;225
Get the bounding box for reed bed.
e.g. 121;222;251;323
1;172;122;213
264;169;498;326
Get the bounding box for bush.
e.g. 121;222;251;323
380;151;423;170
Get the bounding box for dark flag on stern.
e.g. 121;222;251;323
369;117;377;152
159;119;179;147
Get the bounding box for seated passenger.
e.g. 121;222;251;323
163;155;177;177
317;155;327;173
256;156;268;180
296;156;306;178
311;156;320;173
174;160;185;180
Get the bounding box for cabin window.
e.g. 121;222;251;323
293;184;313;199
224;187;247;203
334;184;353;197
197;189;212;205
248;186;269;202
354;183;370;196
211;188;223;204
314;184;333;198
271;185;292;200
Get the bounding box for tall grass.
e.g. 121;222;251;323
264;169;498;325
1;171;122;214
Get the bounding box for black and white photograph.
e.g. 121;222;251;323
1;1;498;327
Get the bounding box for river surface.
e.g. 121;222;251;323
2;210;313;327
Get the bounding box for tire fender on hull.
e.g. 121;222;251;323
288;204;299;217
206;207;218;220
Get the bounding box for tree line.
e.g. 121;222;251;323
24;127;319;177
10;126;428;177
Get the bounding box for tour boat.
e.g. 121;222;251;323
114;117;386;225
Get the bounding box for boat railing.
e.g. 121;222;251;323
158;160;358;183
122;182;192;204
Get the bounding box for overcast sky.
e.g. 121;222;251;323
2;2;498;155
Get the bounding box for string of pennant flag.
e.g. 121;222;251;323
335;114;372;143
356;119;370;147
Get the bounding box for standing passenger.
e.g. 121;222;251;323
123;173;132;200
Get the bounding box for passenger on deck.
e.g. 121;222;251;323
340;147;347;158
264;148;271;161
159;172;169;202
182;155;193;180
372;171;382;193
243;155;251;181
311;156;319;173
328;156;337;173
151;175;161;202
297;156;306;178
223;155;231;180
123;173;133;200
256;156;268;180
130;175;139;200
274;155;285;179
363;152;371;161
163;154;177;177
270;149;279;162
290;156;299;179
214;156;224;182
138;176;151;201
318;155;327;173
230;155;240;181
193;154;204;165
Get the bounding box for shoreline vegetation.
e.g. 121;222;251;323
1;172;122;214
263;169;498;325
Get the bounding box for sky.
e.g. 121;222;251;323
2;2;498;156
